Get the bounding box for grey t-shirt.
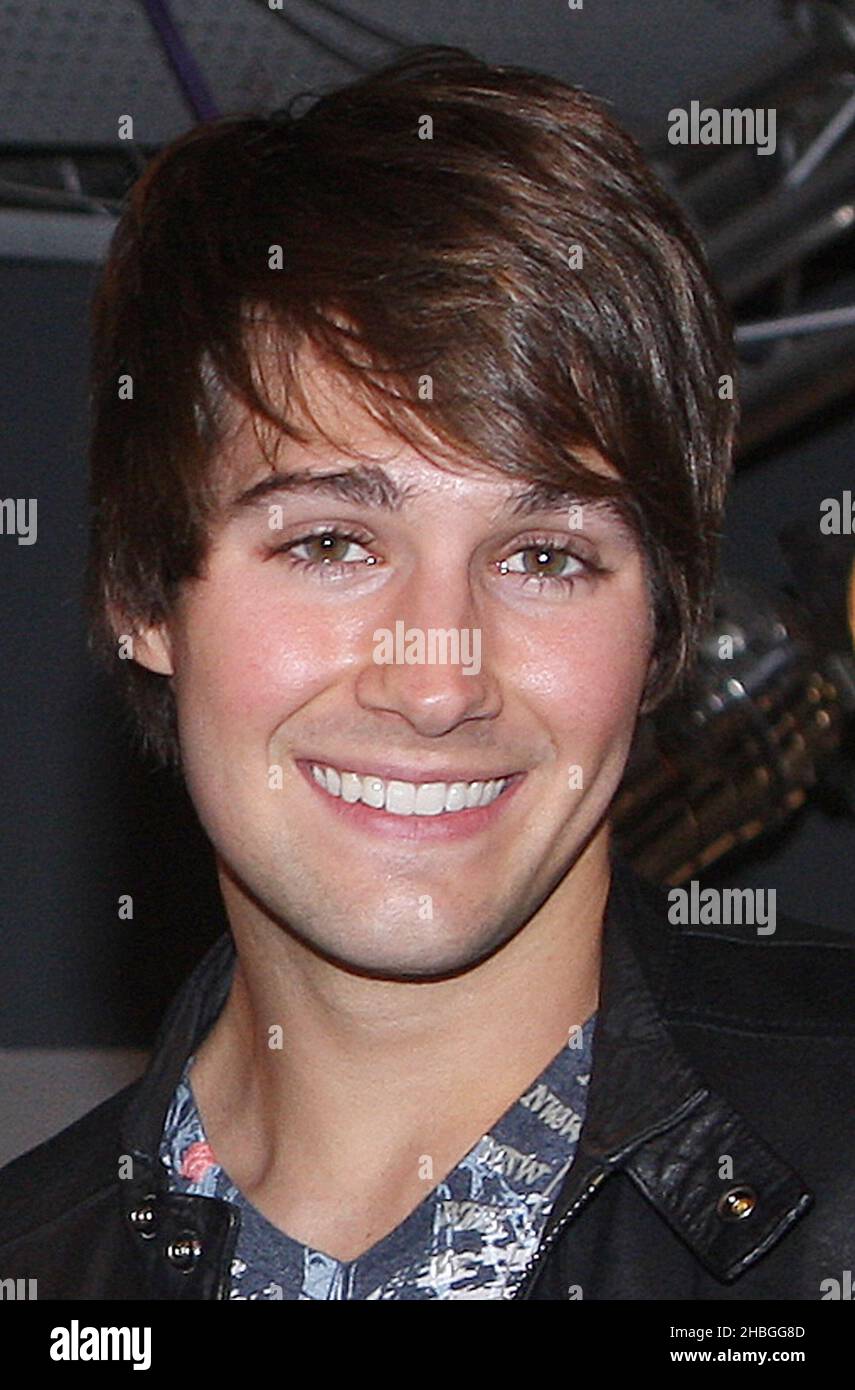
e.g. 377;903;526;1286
159;1012;596;1300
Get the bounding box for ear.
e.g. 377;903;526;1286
637;647;664;719
132;623;175;675
636;599;664;717
108;603;175;676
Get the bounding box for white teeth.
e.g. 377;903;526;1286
308;765;511;816
414;782;446;816
340;772;361;804
465;781;483;808
361;775;385;809
386;780;415;816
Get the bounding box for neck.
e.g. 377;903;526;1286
188;828;610;1253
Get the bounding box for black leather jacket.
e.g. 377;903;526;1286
1;857;853;1300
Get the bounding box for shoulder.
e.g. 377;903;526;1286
619;867;855;1198
614;861;855;1036
665;904;855;1038
0;1080;137;1253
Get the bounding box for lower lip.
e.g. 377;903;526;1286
295;760;526;841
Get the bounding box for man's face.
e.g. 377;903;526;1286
135;350;655;979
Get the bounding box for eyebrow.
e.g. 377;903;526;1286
228;463;629;525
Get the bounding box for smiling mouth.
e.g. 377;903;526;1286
305;762;519;817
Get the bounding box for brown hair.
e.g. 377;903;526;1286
85;44;738;772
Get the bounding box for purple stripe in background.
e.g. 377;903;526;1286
139;0;220;123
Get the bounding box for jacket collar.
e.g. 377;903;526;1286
118;853;812;1287
535;858;812;1282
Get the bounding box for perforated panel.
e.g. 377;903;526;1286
0;0;793;147
0;0;360;144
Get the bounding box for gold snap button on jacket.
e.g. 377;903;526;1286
716;1185;758;1220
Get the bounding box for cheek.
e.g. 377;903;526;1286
172;586;342;742
170;586;348;846
579;615;650;709
515;587;652;750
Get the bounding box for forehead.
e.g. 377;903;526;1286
207;331;623;515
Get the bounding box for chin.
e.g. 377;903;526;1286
301;923;507;983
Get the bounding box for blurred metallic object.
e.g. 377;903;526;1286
612;550;855;885
650;0;855;457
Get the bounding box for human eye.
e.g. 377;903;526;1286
497;535;606;594
272;526;378;577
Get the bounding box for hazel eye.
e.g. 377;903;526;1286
501;544;585;580
290;532;371;565
274;527;378;574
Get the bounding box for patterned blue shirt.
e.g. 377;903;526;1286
159;1012;596;1299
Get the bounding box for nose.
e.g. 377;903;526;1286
354;572;502;738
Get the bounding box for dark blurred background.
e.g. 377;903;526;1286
2;0;854;1159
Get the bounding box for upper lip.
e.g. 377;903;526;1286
297;757;521;784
